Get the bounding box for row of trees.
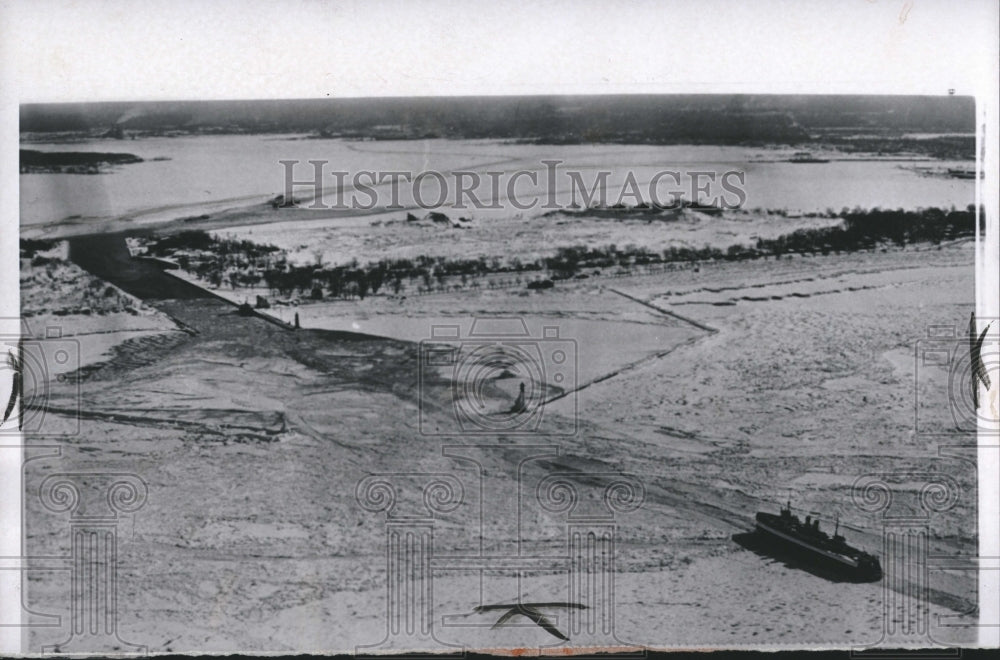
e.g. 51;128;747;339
756;206;979;257
19;238;56;258
143;205;981;300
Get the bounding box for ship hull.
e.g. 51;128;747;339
754;513;882;582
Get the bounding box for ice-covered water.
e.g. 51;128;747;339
21;135;975;230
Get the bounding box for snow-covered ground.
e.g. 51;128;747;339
21;237;979;652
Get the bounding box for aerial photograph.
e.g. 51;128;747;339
13;92;986;653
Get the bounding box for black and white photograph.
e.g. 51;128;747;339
1;0;998;655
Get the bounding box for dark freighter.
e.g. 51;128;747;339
754;502;883;582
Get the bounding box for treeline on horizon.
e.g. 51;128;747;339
100;204;982;300
821;135;974;161
20;95;974;148
19;149;144;174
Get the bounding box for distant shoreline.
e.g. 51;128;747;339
20;129;976;161
19;148;144;174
